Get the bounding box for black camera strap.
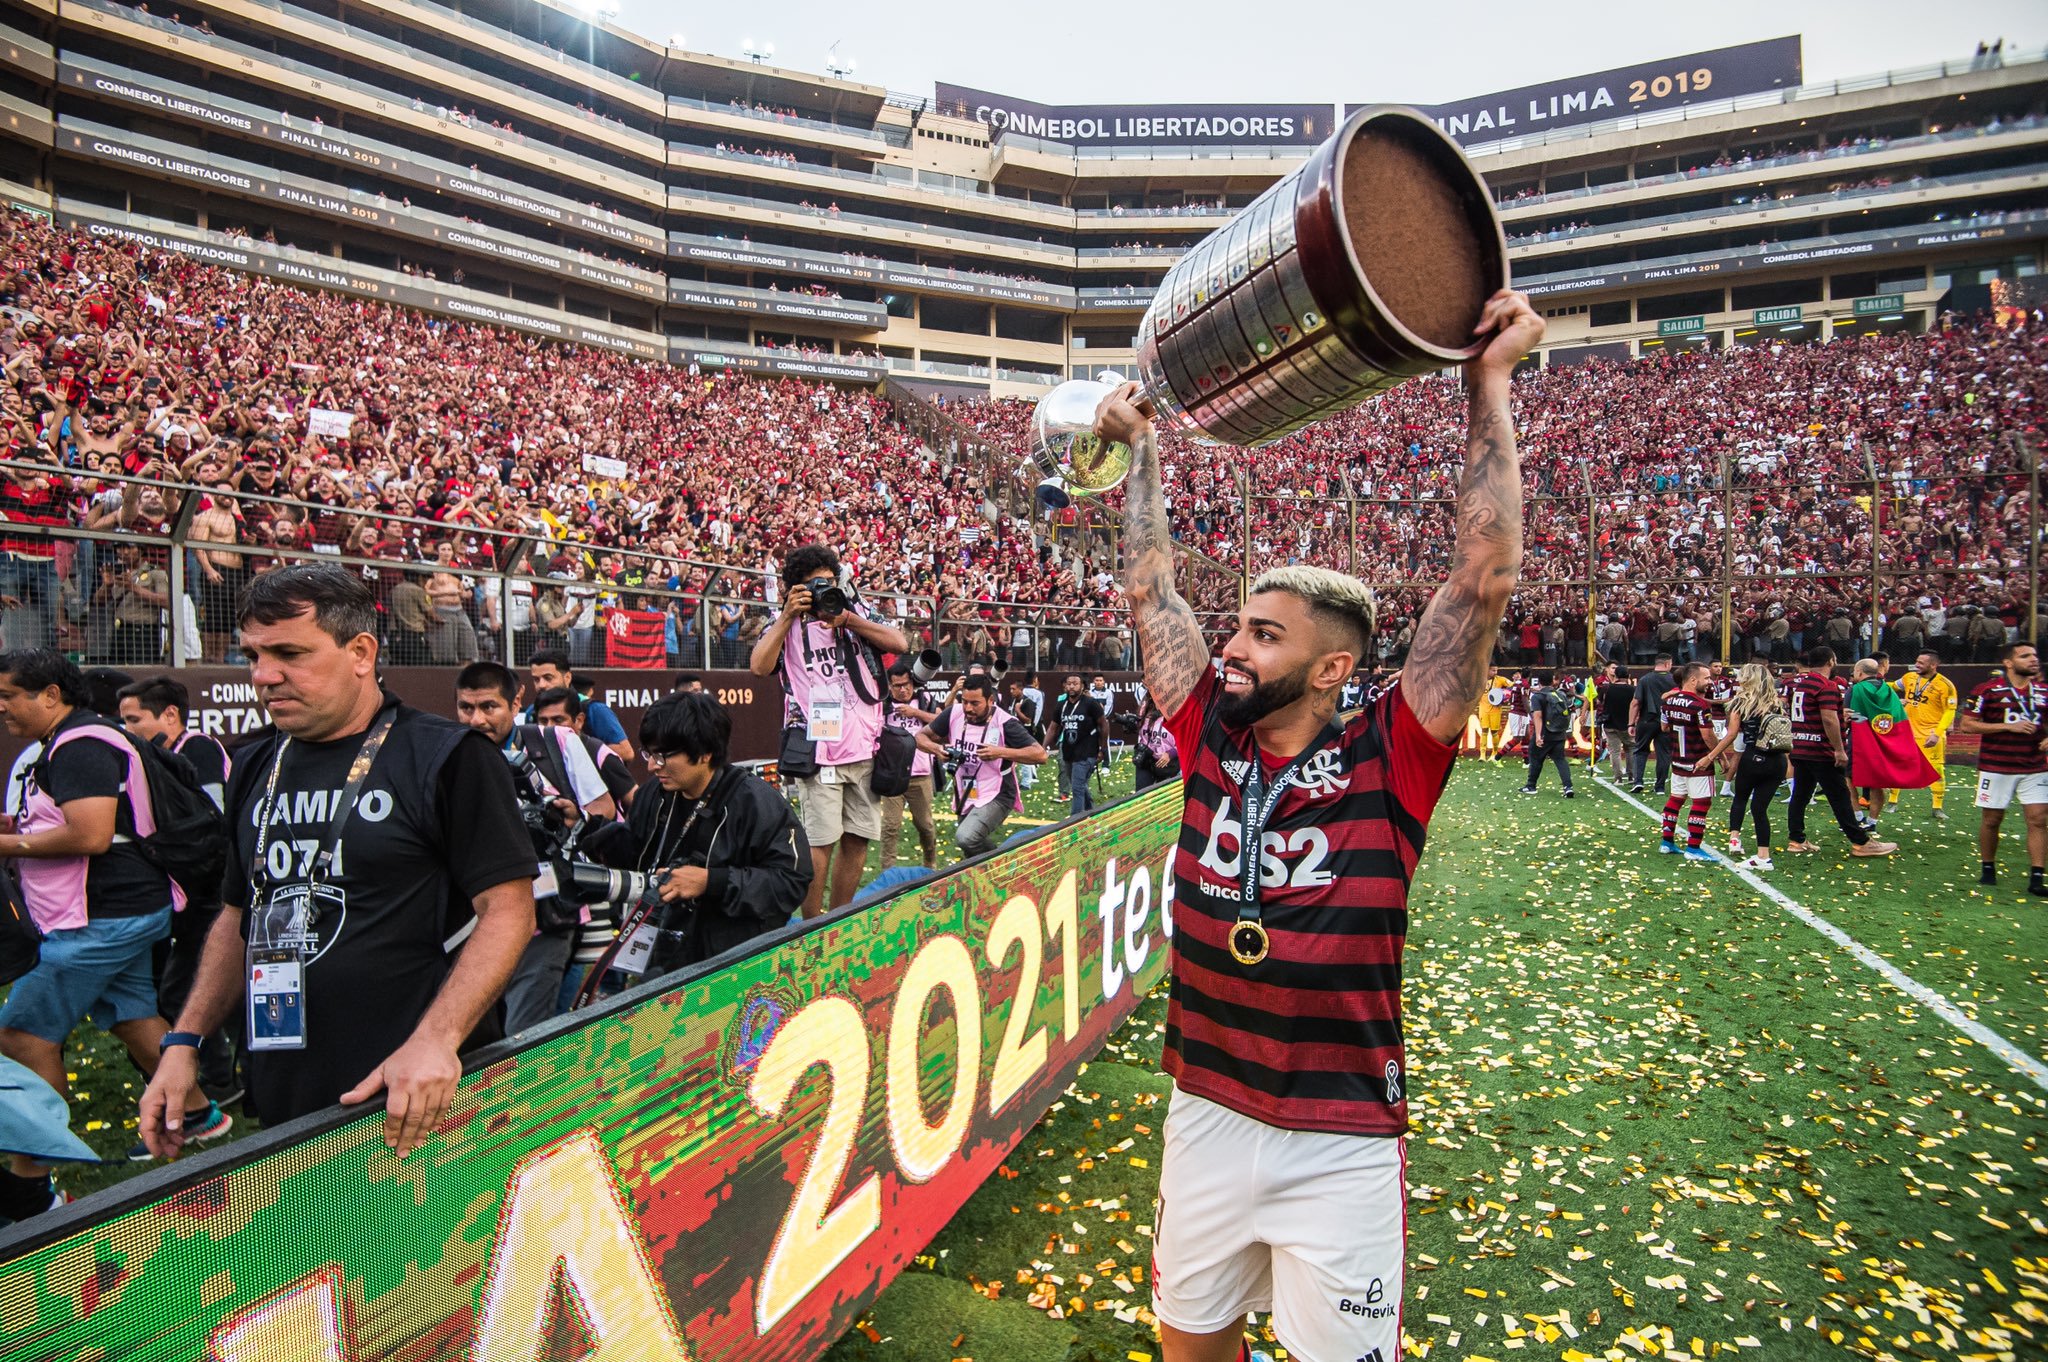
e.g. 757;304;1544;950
518;724;575;808
247;707;398;939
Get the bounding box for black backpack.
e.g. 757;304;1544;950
39;722;228;902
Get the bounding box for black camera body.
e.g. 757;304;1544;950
805;573;851;619
505;748;571;859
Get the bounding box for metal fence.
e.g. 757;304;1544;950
0;457;1141;677
882;385;2044;671
3;415;2036;677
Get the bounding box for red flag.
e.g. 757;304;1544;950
1850;713;1939;790
603;607;666;669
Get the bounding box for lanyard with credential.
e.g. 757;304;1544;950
248;708;398;944
1224;722;1338;966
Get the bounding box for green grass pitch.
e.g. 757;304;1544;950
20;754;2047;1361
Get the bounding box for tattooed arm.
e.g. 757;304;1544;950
1096;383;1209;718
1404;291;1546;744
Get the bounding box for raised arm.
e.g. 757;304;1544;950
1402;291;1544;743
1097;384;1208;718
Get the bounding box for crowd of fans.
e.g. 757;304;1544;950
0;205;2043;685
944;305;2047;668
0;211;1132;673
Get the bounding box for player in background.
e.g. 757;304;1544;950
1657;662;1718;860
1894;650;1957;821
1478;671;1510;760
1704;660;1737;797
1957;642;2048;894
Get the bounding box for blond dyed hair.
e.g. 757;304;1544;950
1728;663;1783;721
1247;565;1377;656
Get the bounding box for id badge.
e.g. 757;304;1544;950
248;947;307;1051
808;686;845;743
533;861;560;899
615;922;660;976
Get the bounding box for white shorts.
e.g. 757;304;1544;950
1505;714;1529;740
1153;1085;1405;1362
1711;720;1728;739
1669;773;1716;800
1975;769;2048;810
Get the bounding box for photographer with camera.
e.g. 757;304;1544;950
749;544;909;917
916;674;1047;862
573;693;809;981
453;662;616;1033
530;686;638;809
878;662;941;871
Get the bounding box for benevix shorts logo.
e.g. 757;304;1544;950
1338;1276;1397;1320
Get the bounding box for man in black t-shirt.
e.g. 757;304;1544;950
1050;674;1107;814
118;674;240;1109
1597;664;1634;785
1519;676;1576;797
0;651;231;1217
1629;654;1678;794
140;566;535;1161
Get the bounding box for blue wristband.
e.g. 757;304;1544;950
158;1031;203;1053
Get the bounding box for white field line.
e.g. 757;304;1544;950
1590;775;2048;1094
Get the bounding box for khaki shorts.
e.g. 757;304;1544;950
799;761;881;845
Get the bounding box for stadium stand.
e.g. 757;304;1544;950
1;208;2042;678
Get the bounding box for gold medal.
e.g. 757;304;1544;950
1228;920;1270;966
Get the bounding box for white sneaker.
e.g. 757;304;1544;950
1742;854;1774;871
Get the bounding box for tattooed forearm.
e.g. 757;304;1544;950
1123;424;1208;716
1405;380;1524;741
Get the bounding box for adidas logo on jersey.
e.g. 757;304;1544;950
1221;757;1251;785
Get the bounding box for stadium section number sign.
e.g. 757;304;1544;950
0;786;1182;1361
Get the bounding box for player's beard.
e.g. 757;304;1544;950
1218;659;1312;728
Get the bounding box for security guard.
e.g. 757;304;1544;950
1895;647;1958;820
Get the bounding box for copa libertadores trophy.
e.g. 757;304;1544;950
1029;105;1510;505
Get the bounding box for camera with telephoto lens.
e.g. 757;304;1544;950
805;574;851;619
554;860;660;912
505;748;572;858
555;859;698;980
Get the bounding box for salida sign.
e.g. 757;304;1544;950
1389;35;1803;144
0;786;1181;1361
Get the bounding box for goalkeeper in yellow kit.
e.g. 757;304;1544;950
1894;648;1958;819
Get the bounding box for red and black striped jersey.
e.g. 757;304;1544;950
1162;664;1458;1137
1659;688;1716;761
1782;671;1845;762
1966;676;2048;774
1703;674;1734;717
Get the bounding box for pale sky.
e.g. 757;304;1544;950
610;0;2043;108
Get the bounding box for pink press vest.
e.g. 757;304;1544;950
18;725;180;932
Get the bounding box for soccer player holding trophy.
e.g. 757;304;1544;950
1068;105;1543;1361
